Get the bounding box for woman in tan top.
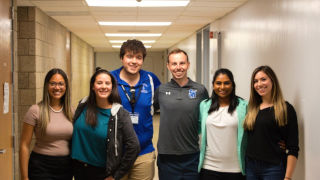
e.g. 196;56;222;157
19;68;73;180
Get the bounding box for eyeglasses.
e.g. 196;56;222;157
49;82;65;88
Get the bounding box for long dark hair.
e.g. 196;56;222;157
38;68;73;134
208;68;239;114
86;67;121;127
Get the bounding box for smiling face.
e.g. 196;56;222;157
48;74;66;103
167;52;190;81
213;73;233;101
92;73;113;101
254;71;273;99
121;51;144;75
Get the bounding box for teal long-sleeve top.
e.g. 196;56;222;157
71;107;111;168
198;98;247;174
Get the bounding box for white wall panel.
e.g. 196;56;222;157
172;0;319;179
210;0;320;179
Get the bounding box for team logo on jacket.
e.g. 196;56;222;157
188;89;197;99
141;83;149;93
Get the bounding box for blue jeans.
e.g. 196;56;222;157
157;152;199;180
245;157;285;180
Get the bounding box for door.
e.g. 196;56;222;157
0;0;13;179
202;26;210;91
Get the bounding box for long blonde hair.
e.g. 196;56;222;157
38;68;73;135
244;66;287;130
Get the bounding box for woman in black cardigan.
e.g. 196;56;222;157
244;66;299;180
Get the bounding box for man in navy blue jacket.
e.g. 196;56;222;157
111;39;161;180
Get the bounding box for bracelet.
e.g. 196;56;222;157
285;177;292;180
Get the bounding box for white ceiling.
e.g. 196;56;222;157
16;0;248;52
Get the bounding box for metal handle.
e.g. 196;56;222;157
0;149;6;154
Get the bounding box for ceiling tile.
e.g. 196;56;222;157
17;0;249;51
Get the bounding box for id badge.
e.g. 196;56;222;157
130;113;139;124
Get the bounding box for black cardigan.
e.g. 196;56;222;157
246;102;299;164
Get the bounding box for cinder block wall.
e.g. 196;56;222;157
17;6;70;116
15;6;94;179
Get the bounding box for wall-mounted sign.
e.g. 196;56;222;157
3;82;9;114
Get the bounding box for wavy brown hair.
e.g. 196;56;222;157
120;39;146;60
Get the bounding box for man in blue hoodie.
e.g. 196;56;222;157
111;39;161;180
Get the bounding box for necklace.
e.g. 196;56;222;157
49;105;63;113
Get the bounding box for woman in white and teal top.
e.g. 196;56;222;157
198;68;247;180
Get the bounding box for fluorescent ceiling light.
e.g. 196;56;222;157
112;45;122;48
86;0;189;7
99;22;171;26
140;40;156;43
105;33;161;37
112;45;152;48
109;40;156;43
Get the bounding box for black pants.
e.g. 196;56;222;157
72;159;106;180
200;168;245;180
28;151;72;180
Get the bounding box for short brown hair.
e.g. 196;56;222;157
120;39;147;60
167;48;189;63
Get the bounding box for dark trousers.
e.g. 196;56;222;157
28;151;72;180
245;157;285;180
72;159;106;180
157;152;199;180
200;168;245;180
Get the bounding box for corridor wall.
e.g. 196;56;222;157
210;0;320;179
16;7;72;179
70;34;94;108
171;0;320;179
15;6;94;179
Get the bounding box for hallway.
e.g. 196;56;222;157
1;0;320;179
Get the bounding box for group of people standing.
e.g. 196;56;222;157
19;39;299;180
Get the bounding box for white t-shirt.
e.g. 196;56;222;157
203;106;241;172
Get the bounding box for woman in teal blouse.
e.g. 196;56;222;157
198;68;247;180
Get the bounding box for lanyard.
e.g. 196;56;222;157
121;85;142;113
